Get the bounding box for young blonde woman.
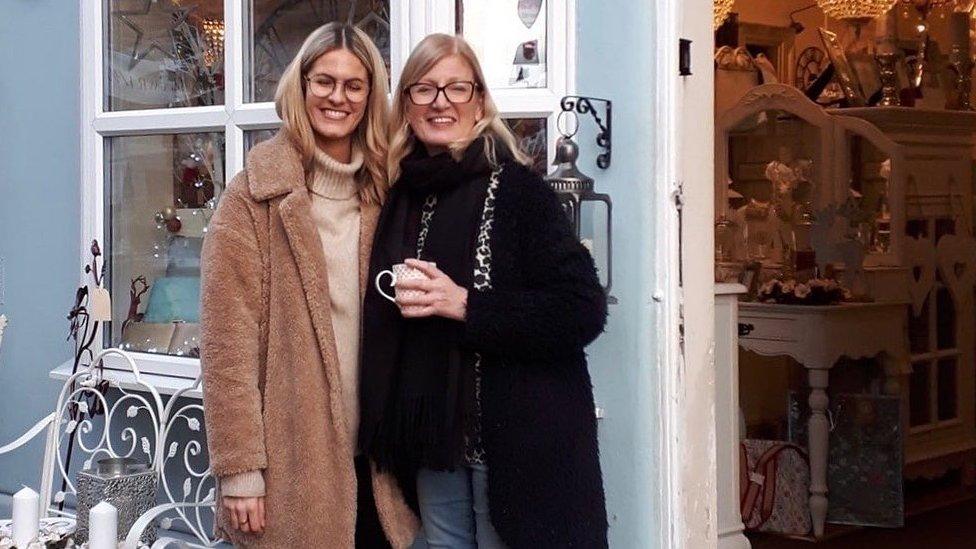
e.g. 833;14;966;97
359;34;609;548
201;23;418;548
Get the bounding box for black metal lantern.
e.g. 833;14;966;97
545;96;614;303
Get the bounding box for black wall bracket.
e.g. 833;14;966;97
560;95;612;169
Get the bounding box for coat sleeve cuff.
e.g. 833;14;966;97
220;470;266;497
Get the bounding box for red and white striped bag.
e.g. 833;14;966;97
739;439;812;536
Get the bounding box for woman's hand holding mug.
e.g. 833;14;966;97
374;258;468;321
222;495;265;534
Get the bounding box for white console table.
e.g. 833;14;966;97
738;301;910;538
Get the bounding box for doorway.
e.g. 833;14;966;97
711;1;976;548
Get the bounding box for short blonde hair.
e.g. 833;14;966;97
388;33;531;183
275;23;390;204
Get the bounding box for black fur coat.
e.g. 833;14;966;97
463;161;609;548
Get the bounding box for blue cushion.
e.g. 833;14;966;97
143;276;201;323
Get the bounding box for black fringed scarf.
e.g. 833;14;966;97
359;139;494;475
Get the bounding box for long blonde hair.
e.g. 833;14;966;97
275;23;390;204
388;33;531;183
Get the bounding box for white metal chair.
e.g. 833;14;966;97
0;348;223;548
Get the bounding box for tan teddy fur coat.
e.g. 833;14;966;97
200;133;419;548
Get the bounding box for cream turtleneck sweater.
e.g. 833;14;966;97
221;147;363;498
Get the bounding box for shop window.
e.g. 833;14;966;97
84;0;574;373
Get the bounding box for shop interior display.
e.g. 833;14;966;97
714;1;976;544
112;133;224;359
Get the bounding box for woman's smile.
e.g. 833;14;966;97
319;107;352;120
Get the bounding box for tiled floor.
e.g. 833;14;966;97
749;499;976;549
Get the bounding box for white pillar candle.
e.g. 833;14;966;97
88;501;118;549
12;486;39;548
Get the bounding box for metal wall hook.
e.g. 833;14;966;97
559;95;612;169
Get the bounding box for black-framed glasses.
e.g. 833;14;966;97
303;74;370;103
404;81;479;105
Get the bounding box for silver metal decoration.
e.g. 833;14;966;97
875;51;902;107
76;458;157;545
0;517;75;548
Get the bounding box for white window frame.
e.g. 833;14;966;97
80;0;576;377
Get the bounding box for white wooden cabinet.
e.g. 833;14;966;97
836;108;976;481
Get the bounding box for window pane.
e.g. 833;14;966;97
905;218;928;238
937;358;958;421
460;0;548;89
909;361;931;427
908;296;930;354
105;1;225;111
505;118;548;175
936;286;956;350
247;1;391;103
245;128;279;153
106;133;226;358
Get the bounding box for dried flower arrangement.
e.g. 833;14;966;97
757;277;853;305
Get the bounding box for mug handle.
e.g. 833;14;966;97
375;270;397;302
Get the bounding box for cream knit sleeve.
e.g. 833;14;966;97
220;470;266;498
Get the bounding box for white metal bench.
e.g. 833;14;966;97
0;348;223;548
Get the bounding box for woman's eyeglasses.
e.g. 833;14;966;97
404;81;479;106
304;74;370;103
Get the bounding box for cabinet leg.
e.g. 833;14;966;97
807;368;830;538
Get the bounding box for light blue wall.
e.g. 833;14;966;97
0;1;81;495
577;2;663;547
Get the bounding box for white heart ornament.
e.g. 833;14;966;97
936;234;976;303
904;236;936;317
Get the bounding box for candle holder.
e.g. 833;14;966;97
0;517;75;548
75;458;156;546
875;51;902;107
948;45;974;110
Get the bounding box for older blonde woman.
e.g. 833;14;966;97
201;23;417;548
360;34;608;548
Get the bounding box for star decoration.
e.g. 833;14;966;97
111;0;197;71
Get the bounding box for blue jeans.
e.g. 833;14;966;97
416;464;508;549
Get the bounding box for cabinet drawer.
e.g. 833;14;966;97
738;315;798;343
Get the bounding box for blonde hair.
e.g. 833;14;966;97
388;33;531;182
274;23;390;204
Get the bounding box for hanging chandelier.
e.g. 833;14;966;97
817;0;899;37
714;0;736;30
817;0;899;21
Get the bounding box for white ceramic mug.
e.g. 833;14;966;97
375;262;433;306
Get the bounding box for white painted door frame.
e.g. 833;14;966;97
652;0;718;547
